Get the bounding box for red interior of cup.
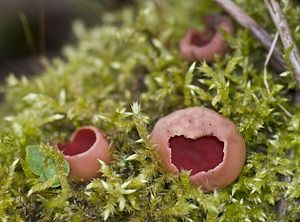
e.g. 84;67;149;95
190;30;212;47
169;135;224;175
58;129;96;156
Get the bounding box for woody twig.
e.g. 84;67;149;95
265;0;300;87
214;0;285;73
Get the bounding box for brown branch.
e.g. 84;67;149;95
214;0;285;73
19;12;37;56
264;2;298;219
265;0;300;87
38;0;46;56
276;149;293;221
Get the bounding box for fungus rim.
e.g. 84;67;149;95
59;127;98;157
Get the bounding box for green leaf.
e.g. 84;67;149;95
25;145;70;188
40;158;69;188
25;145;45;175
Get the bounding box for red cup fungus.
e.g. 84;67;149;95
179;15;234;61
58;126;111;183
151;107;246;191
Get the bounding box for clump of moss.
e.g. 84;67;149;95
0;0;300;221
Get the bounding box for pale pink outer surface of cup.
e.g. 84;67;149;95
151;107;246;191
180;16;234;61
63;126;111;183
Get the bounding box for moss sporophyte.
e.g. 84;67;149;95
0;0;300;221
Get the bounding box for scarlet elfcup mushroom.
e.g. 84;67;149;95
151;107;246;191
180;15;234;61
58;126;111;182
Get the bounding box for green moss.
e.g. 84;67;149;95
0;0;299;221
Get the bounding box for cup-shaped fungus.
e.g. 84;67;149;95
180;15;234;61
151;107;246;191
58;126;111;182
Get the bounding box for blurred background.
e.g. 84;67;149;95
0;0;132;82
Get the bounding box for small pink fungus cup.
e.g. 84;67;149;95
58;126;111;183
180;15;234;61
151;107;246;191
